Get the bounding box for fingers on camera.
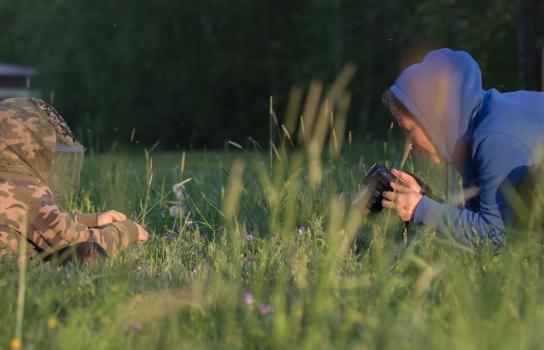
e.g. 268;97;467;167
390;182;409;192
381;198;394;209
392;168;406;180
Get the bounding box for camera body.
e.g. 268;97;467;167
352;163;437;215
352;164;397;215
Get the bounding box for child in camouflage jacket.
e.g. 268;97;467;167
0;97;148;262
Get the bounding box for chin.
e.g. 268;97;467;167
431;156;442;164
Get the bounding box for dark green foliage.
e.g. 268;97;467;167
0;0;542;149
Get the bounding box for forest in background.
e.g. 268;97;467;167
0;0;542;150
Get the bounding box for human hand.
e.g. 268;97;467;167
97;210;127;226
135;223;149;243
391;168;421;193
382;182;422;221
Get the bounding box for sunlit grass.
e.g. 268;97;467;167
1;145;543;349
2;67;544;349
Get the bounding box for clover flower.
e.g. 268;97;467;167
136;263;151;273
187;268;197;279
172;182;185;199
169;205;184;218
243;292;255;308
259;304;272;315
123;321;143;334
245;233;255;241
130;321;143;331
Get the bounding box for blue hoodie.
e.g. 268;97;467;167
390;48;544;250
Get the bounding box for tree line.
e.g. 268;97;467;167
0;0;542;150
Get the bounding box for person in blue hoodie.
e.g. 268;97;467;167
380;48;544;251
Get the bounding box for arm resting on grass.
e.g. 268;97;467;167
30;189;141;257
413;134;532;251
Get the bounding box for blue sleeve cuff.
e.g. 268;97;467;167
413;196;442;226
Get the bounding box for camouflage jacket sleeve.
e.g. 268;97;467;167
70;211;99;227
91;221;141;257
31;188;140;257
30;202;89;252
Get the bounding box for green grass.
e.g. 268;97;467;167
1;145;543;350
0;67;541;349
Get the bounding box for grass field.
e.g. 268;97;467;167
1;144;544;350
2;69;544;349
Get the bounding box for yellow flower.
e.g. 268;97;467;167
47;317;58;330
111;285;119;293
9;337;22;350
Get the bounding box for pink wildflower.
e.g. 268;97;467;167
259;304;272;315
245;233;255;241
187;268;197;279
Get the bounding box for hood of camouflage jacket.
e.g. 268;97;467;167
0;97;57;182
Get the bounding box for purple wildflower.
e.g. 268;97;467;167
136;263;151;273
259;304;272;315
123;321;143;334
187;268;197;279
130;321;143;331
243;292;255;308
297;225;307;234
245;233;255;241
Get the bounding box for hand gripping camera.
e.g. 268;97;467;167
352;163;438;216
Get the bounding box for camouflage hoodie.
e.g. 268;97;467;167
0;97;141;260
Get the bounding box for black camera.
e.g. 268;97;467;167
352;163;437;216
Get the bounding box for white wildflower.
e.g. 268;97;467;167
172;182;185;199
169;205;183;218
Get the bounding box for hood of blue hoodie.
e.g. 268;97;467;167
390;48;484;165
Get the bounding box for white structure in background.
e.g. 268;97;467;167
0;63;40;99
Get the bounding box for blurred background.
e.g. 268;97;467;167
0;0;542;151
